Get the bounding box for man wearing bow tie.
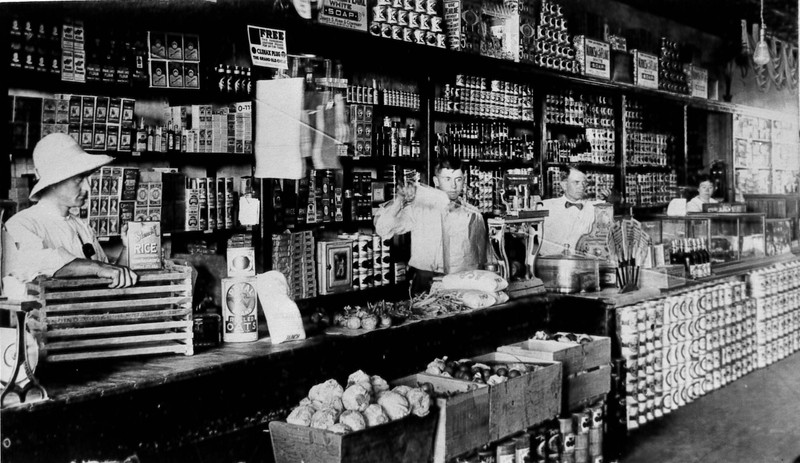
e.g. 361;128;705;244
540;167;610;255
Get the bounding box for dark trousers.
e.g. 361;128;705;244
409;268;438;297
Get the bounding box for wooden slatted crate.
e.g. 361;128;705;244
498;336;612;411
27;264;194;362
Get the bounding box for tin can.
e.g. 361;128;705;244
369;22;382;36
530;427;546;459
416;0;427;12
397;8;409;26
391;25;403;40
430;15;443;31
391;0;402;7
386;6;397;23
419;13;430;30
408;11;420;28
402;0;413;10
496;440;515;463
413;29;426;44
222;277;258;343
372;5;387;21
514;434;529;462
401;26;412;41
425;31;437;46
426;0;438;14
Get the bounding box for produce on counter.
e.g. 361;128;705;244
440;269;509;293
332;301;412;331
425;356;541;385
531;330;593;344
284;371;431;434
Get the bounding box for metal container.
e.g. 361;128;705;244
535;256;600;293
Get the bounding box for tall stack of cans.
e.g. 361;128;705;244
616;281;755;431
436;75;535;122
526;402;605;463
271;230;316;300
337;233;393;290
748;260;800;367
368;0;447;49
519;0;578;73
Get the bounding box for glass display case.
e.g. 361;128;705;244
765;218;793;256
646;213;766;264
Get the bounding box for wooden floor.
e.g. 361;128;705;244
621;351;800;463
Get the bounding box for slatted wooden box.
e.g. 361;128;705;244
393;373;489;463
498;336;611;411
269;409;437;463
26;264;194;362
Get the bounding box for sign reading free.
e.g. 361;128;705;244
247;26;288;70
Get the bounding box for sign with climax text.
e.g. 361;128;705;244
247;26;288;70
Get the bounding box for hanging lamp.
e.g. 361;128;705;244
753;0;771;65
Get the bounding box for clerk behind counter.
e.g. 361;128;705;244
3;133;138;289
686;174;718;213
539;167;612;256
374;157;487;295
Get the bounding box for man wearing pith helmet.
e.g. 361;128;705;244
4;133;138;288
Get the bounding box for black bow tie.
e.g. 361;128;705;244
565;201;584;210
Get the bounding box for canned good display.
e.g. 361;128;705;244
436;75;535;122
624;172;677;207
545;91;614;128
518;0;579;73
748;260;800;368
616;281;755;430
465;165;503;213
368;0;447;48
658;38;690;94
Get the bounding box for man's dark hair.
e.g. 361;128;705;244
435;156;463;175
559;166;584;182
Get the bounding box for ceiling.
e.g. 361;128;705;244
619;0;798;43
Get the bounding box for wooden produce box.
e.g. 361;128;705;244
27;265;194;362
498;336;611;411
269;411;438;463
393;373;489;463
442;353;561;442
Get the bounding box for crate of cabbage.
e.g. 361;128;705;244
269;370;438;463
423;353;562;442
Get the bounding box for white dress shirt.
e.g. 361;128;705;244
4;202;108;282
540;196;598;256
374;196;486;274
686;196;718;213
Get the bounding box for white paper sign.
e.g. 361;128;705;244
633;51;659;89
238;196;261;226
691;66;708;99
247;26;288;70
583;38;611;80
318;0;368;31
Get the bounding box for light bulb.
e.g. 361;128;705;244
753;28;771;65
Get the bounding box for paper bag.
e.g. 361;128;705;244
256;271;306;344
442;206;487;274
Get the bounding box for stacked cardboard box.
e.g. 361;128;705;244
272;231;316;300
166;102;251;153
83;166;139;237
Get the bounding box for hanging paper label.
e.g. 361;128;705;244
247;26;288;70
690;66;708;99
318;0;368;31
632;50;659;89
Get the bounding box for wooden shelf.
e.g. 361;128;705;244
433;111;535;125
340;156;424;167
11;149;254;165
545;162;616;170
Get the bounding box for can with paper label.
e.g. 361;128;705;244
222;277;258;342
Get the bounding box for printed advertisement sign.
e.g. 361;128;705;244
318;0;367;31
247;26;288;70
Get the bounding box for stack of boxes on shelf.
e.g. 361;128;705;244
272;231;316;300
165;102;252;154
8;16;62;75
748;261;800;368
60;19;86;82
8;95;135;151
616;280;755;430
186;177;237;232
82;166;139;237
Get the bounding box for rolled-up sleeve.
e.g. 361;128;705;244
4;221;79;281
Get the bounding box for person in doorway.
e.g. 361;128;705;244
540;167;612;255
4;133;138;288
686;174;718;213
374;157;486;296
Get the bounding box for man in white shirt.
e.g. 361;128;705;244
374;157;486;295
4;133;138;288
540;167;610;256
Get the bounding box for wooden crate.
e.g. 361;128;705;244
468;352;562;442
393;373;489;463
27;265;194;362
497;336;611;411
269;411;437;463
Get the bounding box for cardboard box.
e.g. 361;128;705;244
631;50;659;89
227;247;256;277
574;36;610;79
126;221;162;270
